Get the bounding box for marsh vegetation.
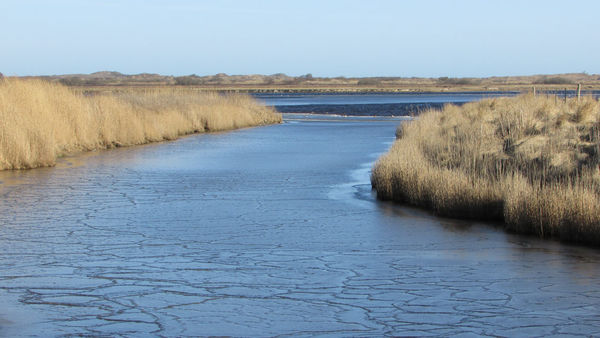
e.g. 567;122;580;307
16;71;600;93
0;79;281;170
372;95;600;245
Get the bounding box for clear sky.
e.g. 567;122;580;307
1;0;599;77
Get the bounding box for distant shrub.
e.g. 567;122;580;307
174;75;205;85
437;77;478;85
357;78;381;86
277;74;314;85
280;78;300;85
263;77;274;85
534;77;574;85
59;78;96;86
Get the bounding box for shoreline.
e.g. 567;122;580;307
15;71;600;94
74;84;600;95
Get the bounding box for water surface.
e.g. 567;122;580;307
255;92;519;116
1;115;599;336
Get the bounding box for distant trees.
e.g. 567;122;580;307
357;78;381;86
356;77;399;86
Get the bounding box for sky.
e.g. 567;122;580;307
1;0;599;78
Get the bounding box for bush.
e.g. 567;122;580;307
534;77;574;85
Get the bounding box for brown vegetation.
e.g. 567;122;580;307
17;71;600;93
371;94;600;245
0;79;281;170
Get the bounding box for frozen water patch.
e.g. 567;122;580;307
327;149;390;208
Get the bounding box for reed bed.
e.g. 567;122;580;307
371;94;600;245
0;79;281;170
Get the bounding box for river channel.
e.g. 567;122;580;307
1;97;600;336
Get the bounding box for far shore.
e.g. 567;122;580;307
75;85;600;95
13;71;600;94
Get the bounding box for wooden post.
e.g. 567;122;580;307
533;86;536;96
577;83;581;101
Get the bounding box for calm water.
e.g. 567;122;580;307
1;110;600;335
255;92;519;116
253;92;519;106
255;91;600;116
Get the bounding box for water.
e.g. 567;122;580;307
253;92;518;106
1;112;600;336
255;91;600;116
254;92;520;116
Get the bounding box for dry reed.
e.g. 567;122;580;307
371;94;600;245
0;79;281;170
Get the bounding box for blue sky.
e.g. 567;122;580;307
1;0;599;77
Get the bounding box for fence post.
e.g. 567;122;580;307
577;83;581;101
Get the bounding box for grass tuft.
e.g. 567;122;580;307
371;94;600;245
0;79;281;170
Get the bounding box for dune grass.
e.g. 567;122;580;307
371;94;600;245
0;79;281;170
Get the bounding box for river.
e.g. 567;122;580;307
254;92;519;116
1;95;600;336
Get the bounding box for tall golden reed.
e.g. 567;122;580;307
372;94;600;245
0;79;281;170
